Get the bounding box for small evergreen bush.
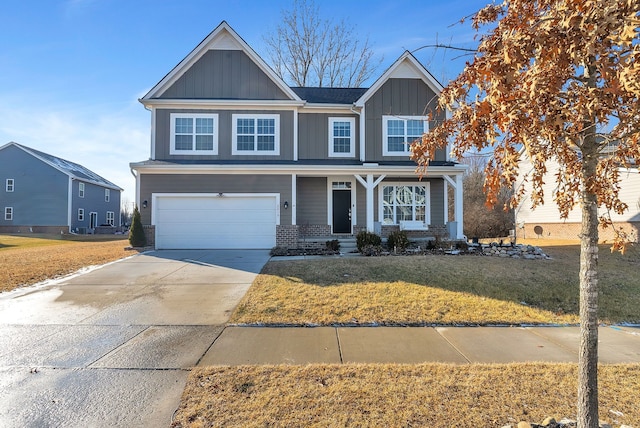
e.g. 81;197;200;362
128;206;146;247
325;239;340;252
386;230;409;252
356;231;382;252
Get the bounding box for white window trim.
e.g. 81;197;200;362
79;182;85;198
328;117;355;158
377;182;431;226
5;207;13;221
78;208;85;221
232;114;280;156
105;188;110;202
6;179;14;192
106;211;115;226
169;113;219;155
382;115;427;156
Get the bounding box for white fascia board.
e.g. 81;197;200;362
140;99;305;109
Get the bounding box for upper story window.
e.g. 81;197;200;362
382;116;427;156
79;182;85;198
328;118;355;158
5;207;13;221
6;179;14;192
232;114;280;155
170;113;219;155
106;211;114;226
105;189;110;202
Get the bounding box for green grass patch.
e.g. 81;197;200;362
231;244;640;325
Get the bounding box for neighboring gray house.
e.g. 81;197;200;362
0;142;122;234
130;21;465;249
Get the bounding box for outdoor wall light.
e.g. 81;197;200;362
142;200;148;209
284;201;289;209
218;192;224;197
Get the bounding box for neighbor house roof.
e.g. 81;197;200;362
291;87;369;104
1;142;123;190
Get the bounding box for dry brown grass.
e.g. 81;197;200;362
172;363;640;428
232;244;640;325
0;234;138;292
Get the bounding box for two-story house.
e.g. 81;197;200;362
0;142;122;234
130;21;465;250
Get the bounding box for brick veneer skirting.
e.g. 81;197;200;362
143;225;155;247
519;222;640;243
0;225;68;234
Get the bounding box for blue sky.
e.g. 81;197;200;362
0;0;490;205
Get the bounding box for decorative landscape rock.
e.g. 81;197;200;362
502;417;618;428
469;243;550;259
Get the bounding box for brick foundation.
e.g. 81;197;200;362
380;224;448;239
143;225;155;247
520;222;640;243
0;225;68;234
276;225;298;248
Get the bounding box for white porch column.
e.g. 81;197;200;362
455;174;463;238
291;174;297;225
354;173;386;232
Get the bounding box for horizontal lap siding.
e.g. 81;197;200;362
159;50;289;100
155;109;294;161
365;78;446;163
140;174;291;225
296;177;327;225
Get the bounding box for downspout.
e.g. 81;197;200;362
130;168;139;209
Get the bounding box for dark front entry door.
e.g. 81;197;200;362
332;190;351;233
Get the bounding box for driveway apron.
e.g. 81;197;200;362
0;249;270;428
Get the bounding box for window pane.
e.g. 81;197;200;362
257;135;275;151
383;205;394;222
195;118;213;134
396;186;413;205
407;120;424;138
237;119;254;134
174;135;193;150
388;137;405;152
415;206;426;222
387;120;404;136
257;118;275;135
396;205;412;221
195;135;214;151
333;121;350;137
414;186;426;204
175;117;193;134
333;137;350;153
383;186;394;204
237;135;254;151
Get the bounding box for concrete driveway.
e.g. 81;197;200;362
0;249;271;428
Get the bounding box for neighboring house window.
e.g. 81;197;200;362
6;179;14;192
78;209;84;221
4;207;13;221
106;211;114;226
328;118;355;157
382;115;427;156
105;189;110;202
232;114;280;155
380;184;429;225
79;182;85;198
169;113;218;155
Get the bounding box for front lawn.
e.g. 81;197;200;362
232;244;640;325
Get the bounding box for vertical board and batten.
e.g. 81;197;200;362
154;109;295;161
158;50;290;100
364;78;446;163
296;177;327;225
0;145;69;226
298;113;360;160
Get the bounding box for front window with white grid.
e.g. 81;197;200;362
382;116;426;156
232;115;279;155
328;117;355;157
170;114;218;155
381;185;428;225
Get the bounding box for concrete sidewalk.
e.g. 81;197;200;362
199;325;640;366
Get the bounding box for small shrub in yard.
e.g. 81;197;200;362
361;244;383;256
356;231;382;252
128;207;146;247
325;239;340;252
270;246;289;256
386;230;409;252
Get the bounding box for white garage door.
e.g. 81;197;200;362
154;194;277;249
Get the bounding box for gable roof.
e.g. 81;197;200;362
141;21;302;103
291;87;368;104
0;142;123;191
354;51;444;107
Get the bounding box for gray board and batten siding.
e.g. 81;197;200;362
154;109;295;161
139;174;292;225
298;113;360;160
296;177;328;226
364;78;446;163
158;50;290;100
0;144;69;227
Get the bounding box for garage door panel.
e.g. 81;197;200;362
154;195;277;249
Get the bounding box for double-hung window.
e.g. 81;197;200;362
232;114;279;155
382;116;426;156
105;189;110;202
6;179;14;192
328;117;355;157
5;207;13;221
79;182;85;198
380;184;430;225
106;211;114;226
170;113;218;155
78;209;84;221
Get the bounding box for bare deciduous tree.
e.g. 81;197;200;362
264;0;380;87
